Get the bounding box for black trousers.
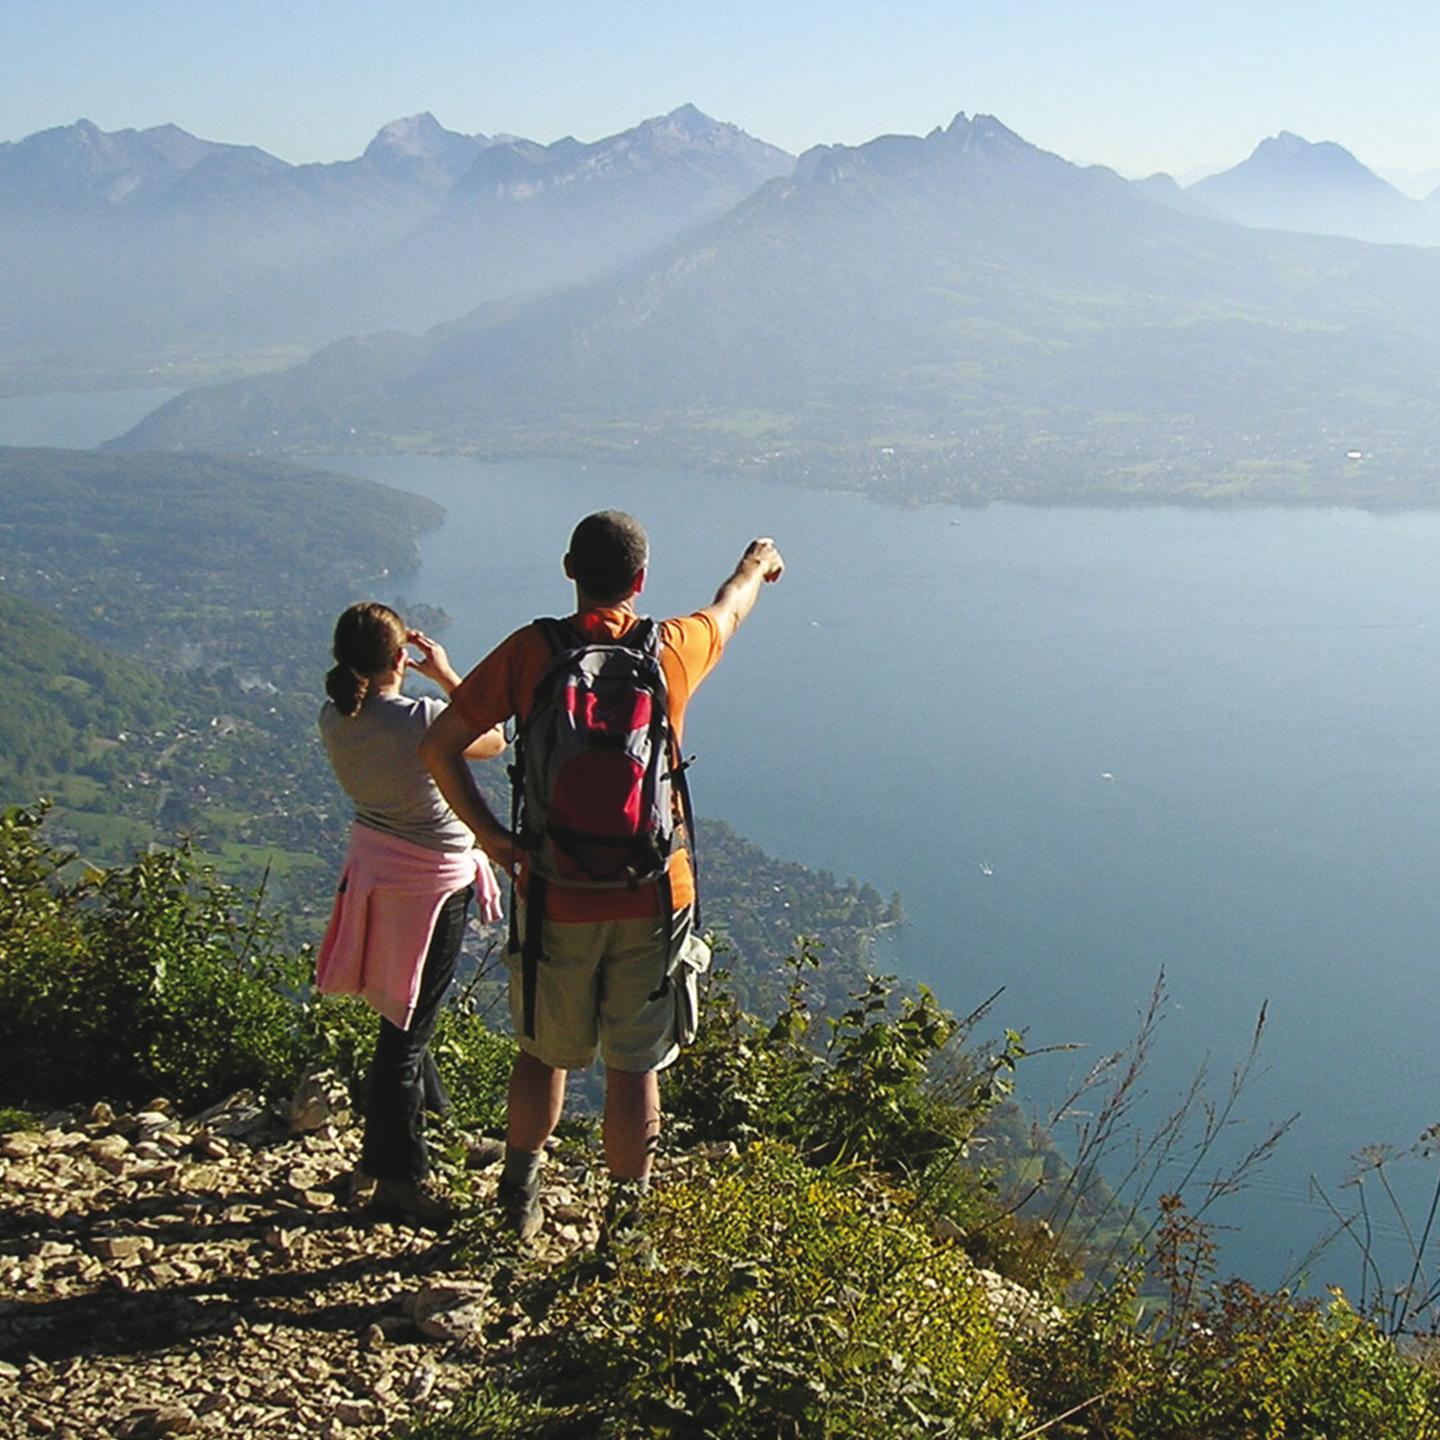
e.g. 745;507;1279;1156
362;885;470;1182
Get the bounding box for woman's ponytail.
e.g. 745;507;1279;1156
325;663;369;717
327;603;405;717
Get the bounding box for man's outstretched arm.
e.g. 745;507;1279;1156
419;706;517;873
702;537;785;644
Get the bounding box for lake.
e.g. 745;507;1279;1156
6;391;1440;1291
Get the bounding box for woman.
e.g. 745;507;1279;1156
315;602;504;1228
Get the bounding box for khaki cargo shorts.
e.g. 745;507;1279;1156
505;904;711;1072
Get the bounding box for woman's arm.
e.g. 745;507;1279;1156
407;630;507;760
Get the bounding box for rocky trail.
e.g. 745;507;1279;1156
0;1079;626;1439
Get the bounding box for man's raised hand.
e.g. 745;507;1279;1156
744;538;785;583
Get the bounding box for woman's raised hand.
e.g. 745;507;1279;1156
405;630;461;692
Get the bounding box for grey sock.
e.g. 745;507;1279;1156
502;1144;543;1194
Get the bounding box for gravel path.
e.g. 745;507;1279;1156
0;1084;608;1439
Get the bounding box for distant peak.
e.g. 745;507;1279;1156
941;111;1033;159
795;109;1051;184
664;103;713;128
944;112;1019;139
368;113;454;152
365;113;485;171
636;104;723;139
375;112;443;140
945;112;1015;133
1256;130;1353;160
976;114;1022;139
626;104;776;156
1249;130;1368;175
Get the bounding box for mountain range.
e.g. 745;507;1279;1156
0;112;487;211
9;108;1439;399
115;111;1440;505
0;107;792;383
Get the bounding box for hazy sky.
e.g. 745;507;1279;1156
4;0;1439;184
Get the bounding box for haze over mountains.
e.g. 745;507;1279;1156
0;106;792;383
8;100;1440;503
117;111;1440;506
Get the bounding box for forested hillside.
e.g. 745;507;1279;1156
0;591;171;799
0;447;442;682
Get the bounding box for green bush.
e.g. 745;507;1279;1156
0;804;310;1107
1019;1281;1440;1439
666;948;1023;1243
432;1006;515;1135
0;804;515;1124
402;1382;549;1439
1013;1235;1440;1438
663;953;819;1149
296;989;382;1102
534;1141;1029;1438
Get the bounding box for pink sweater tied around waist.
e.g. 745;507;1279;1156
315;822;503;1031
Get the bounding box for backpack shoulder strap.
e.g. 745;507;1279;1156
622;615;660;656
534;616;583;656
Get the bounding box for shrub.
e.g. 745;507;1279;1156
663;951;820;1149
1019;1281;1440;1439
666;947;1023;1243
0;804;309;1107
402;1382;552;1439
431;1005;515;1135
533;1141;1030;1438
0;804;515;1125
1012;1199;1440;1440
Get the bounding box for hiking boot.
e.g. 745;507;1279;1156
370;1176;455;1231
496;1177;544;1242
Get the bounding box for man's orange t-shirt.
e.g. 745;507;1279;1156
450;607;724;922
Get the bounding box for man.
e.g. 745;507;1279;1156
420;511;784;1239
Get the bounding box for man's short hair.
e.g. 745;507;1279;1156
567;511;649;603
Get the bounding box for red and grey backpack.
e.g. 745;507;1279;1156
508;616;698;1036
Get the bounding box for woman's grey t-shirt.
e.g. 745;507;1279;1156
319;694;474;853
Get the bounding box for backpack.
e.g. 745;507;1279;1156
509;616;698;1037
